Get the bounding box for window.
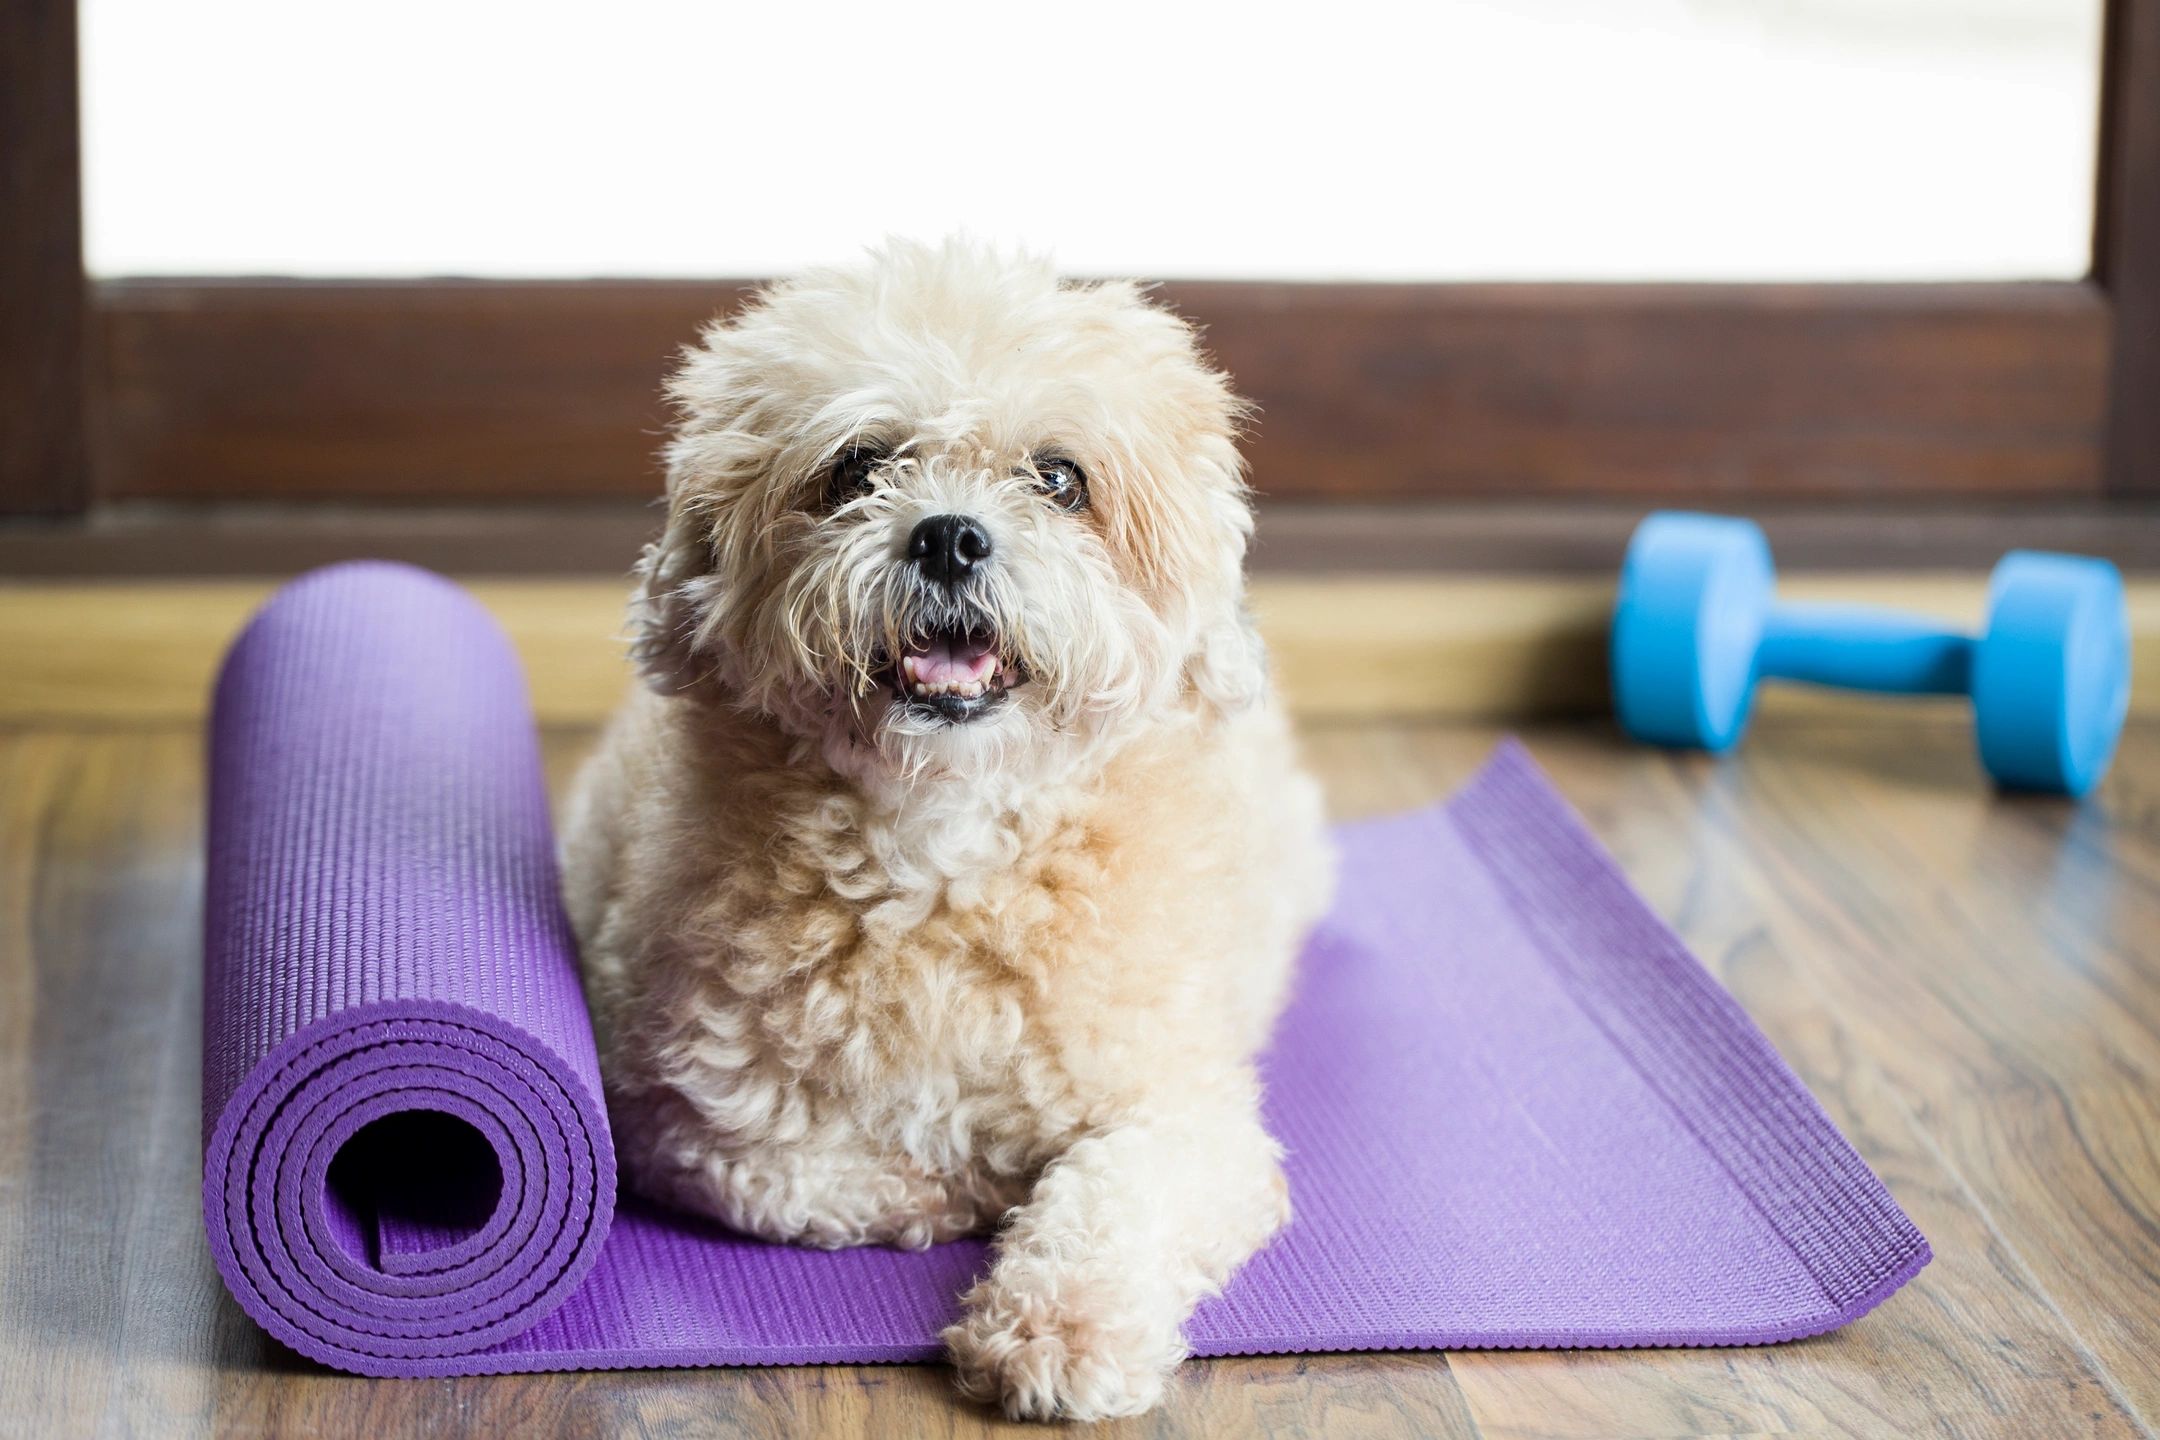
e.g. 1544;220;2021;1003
84;0;2102;281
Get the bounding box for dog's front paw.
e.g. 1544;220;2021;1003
943;1274;1181;1422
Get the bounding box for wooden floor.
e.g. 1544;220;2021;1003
4;707;2159;1438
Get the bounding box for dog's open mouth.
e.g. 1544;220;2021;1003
884;626;1025;725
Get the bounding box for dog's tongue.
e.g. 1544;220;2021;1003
906;633;998;688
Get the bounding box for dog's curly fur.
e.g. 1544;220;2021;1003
561;239;1333;1421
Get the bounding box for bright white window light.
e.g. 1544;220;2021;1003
81;0;2103;281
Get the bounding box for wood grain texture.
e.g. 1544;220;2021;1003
1165;282;2109;503
6;717;2159;1438
90;280;2110;506
2100;0;2160;496
0;0;88;517
4;574;2156;728
11;499;2160;580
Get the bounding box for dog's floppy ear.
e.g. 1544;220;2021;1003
630;315;776;698
627;488;722;697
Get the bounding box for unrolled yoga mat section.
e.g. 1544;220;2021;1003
202;563;1930;1377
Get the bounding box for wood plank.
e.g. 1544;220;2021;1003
0;0;88;517
1242;500;2160;577
3;575;2155;729
91;280;2110;506
10;499;2160;579
1172;282;2109;503
183;1352;1483;1440
1608;724;2160;1430
2099;0;2160;496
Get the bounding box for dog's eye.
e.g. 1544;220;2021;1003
1031;456;1089;513
825;445;889;510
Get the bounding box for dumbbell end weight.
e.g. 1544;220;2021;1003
1972;551;2130;797
1611;512;1776;752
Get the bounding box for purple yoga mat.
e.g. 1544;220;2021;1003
202;562;1929;1377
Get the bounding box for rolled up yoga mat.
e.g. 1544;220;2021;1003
202;563;1930;1377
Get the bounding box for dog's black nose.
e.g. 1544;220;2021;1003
907;514;993;587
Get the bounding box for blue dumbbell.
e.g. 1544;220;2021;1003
1611;511;2131;796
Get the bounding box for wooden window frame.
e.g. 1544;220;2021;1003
3;0;2156;560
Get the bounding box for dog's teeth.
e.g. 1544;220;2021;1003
901;657;1001;706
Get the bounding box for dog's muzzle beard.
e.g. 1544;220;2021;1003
857;512;1032;728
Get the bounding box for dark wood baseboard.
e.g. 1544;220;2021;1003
2100;0;2160;495
0;0;87;518
5;500;2157;579
89;279;2110;508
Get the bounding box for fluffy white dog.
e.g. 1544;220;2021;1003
562;239;1333;1420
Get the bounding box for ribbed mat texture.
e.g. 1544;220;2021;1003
202;563;1930;1377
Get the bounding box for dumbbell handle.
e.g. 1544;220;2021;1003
1757;603;1973;694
